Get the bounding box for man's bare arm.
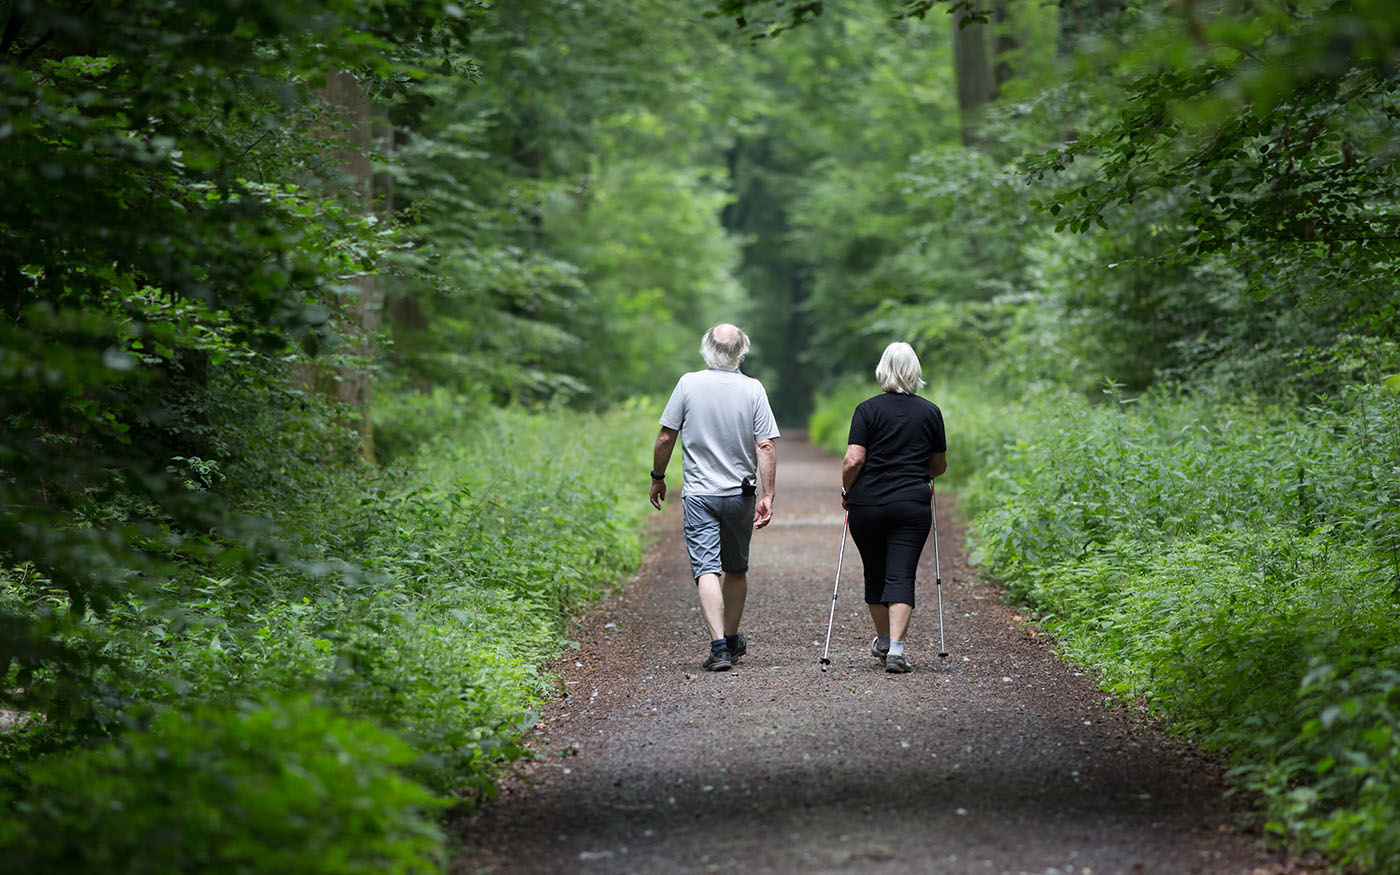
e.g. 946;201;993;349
753;438;776;528
650;427;679;510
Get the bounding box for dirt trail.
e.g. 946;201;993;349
454;434;1317;874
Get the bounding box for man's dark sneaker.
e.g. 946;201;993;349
729;634;747;662
885;653;912;674
702;648;732;672
871;637;889;665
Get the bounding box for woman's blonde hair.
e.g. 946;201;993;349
875;342;924;395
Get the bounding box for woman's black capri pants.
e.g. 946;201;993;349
847;500;932;607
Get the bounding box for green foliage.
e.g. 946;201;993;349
719;0;966;418
761;0;1400;411
796;5;1400;868
0;0;473;737
11;0;1400;870
550;160;745;400
5;1;756;867
3;394;654;788
381;0;746;406
705;0;826;40
251;398;651;799
808;380;875;456
1020;0;1400;388
944;377;1400;870
1;698;447;875
3;396;655;872
800;144;1055;384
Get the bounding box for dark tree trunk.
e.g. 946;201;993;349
953;5;993;146
992;0;1017;94
781;268;812;421
317;69;380;463
1057;0;1125;57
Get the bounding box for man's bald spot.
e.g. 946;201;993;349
712;323;739;342
700;322;749;369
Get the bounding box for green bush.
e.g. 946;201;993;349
0;698;447;875
370;385;489;466
2;390;657;834
808;379;874;456
826;374;1400;871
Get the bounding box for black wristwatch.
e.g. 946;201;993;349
650;471;666;481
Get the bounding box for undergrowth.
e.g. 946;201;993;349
1;390;655;871
811;377;1400;871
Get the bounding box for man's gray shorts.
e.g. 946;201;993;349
682;494;756;580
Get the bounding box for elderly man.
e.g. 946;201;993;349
650;323;779;672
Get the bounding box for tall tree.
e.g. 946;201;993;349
952;2;994;145
318;69;382;462
991;0;1018;91
1056;0;1124;57
381;0;748;407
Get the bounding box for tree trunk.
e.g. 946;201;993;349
317;69;380;464
1057;0;1125;57
780;267;812;421
953;5;994;147
992;0;1017;94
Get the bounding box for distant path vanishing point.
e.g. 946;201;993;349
455;433;1318;875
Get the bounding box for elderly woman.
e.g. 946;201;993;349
840;342;947;673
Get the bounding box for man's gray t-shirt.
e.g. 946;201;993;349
659;367;780;497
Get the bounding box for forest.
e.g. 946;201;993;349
2;0;1398;871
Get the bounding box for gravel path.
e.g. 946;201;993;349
453;434;1320;874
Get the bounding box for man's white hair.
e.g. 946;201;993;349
875;341;925;395
701;323;750;370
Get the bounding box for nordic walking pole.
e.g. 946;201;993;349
819;514;849;672
932;479;948;660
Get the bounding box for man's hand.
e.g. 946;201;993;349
753;494;773;529
649;479;666;510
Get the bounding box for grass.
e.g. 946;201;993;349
1;390;659;872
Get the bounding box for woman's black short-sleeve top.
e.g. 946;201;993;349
846;392;946;506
